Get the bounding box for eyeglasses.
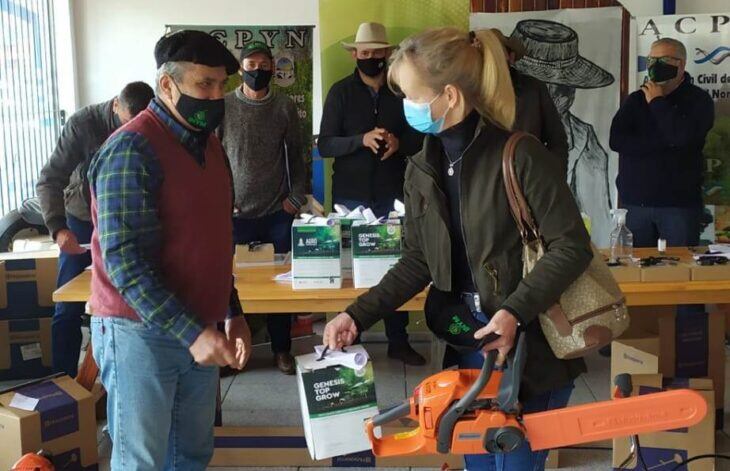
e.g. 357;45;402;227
646;56;681;65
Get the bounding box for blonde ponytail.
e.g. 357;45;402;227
473;29;516;130
388;27;516;130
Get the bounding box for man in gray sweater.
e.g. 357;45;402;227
218;41;306;375
36;81;154;377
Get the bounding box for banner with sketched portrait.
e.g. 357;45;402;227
471;7;622;248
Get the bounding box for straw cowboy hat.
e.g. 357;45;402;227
510;19;614;89
342;22;393;50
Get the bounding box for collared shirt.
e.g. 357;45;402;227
88;98;243;347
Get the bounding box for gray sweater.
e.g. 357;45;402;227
218;88;305;219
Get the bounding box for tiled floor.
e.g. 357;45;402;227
4;331;730;470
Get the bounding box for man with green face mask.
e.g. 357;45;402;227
610;37;715;248
87;30;252;470
218;40;306;375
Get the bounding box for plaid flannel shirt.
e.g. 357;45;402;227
88;99;243;347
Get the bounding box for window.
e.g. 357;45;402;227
0;0;60;217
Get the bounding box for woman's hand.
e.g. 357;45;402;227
474;309;519;360
323;312;359;350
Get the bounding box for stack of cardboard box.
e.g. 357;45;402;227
0;253;58;380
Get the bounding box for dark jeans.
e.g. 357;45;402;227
335;198;408;345
624;205;702;248
233;210;295;354
624;204;704;332
53;214;93;377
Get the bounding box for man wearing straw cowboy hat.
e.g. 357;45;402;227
319;22;425;366
510;19;614;244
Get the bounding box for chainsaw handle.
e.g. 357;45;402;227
371;400;412;427
436;348;499;454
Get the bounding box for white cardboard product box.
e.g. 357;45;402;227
291;220;342;290
326;213;364;280
296;345;379;460
351;220;402;289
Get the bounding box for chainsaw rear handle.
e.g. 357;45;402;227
371;400;412;427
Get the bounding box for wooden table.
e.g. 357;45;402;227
53;254;730;308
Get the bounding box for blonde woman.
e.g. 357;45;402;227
323;28;592;470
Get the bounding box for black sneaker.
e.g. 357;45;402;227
387;343;426;366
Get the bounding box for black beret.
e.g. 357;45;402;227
154;30;239;75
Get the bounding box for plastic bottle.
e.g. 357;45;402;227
609;209;633;263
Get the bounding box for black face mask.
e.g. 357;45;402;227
243;69;273;91
648;61;679;84
357;57;386;77
171;81;225;134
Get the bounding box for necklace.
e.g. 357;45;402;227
444;149;465;177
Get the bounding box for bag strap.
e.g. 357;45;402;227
501;131;540;242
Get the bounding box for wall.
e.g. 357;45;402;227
70;0;729;132
70;0;321;129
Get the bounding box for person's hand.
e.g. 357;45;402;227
362;128;387;155
474;309;519;361
225;316;252;370
282;198;299;216
322;312;359;350
56;229;86;255
189;325;237;367
381;132;400;161
640;81;664;103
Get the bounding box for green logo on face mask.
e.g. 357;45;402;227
188;110;207;128
448;315;471;336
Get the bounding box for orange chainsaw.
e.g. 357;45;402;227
366;333;707;459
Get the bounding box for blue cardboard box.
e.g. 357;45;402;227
0;256;58;320
0;317;53;380
0;375;98;470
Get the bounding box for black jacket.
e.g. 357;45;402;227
346;117;592;399
512;69;569;177
318;70;424;202
610;73;714;207
37;99;119;235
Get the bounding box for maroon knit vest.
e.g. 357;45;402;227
89;108;233;326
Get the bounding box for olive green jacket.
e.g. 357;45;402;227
346;118;593;397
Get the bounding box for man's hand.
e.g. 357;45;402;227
225;316;252;370
189;326;237;367
56;229;87;255
641;81;665;103
322;312;359;350
474;309;519;361
381;132;400;161
362;128;386;155
282;198;299;216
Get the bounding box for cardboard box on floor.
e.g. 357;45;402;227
0;316;52;380
612;375;714;471
0;255;58;319
619;307;725;428
0;375;98;470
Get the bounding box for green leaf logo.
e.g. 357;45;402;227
448;315;470;335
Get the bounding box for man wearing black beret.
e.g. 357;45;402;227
87;30;251;470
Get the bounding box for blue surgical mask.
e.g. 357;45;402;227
403;93;446;134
